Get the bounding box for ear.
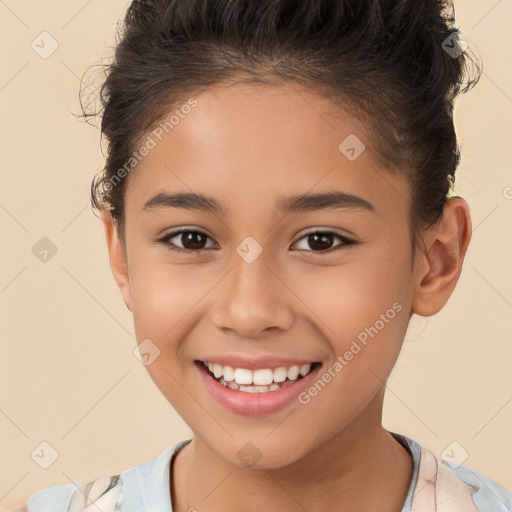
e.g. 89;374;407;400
411;197;472;317
100;209;133;312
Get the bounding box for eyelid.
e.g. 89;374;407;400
157;227;357;254
157;228;218;253
291;228;356;252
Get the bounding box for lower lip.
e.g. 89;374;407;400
195;361;322;416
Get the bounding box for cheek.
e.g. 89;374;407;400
303;247;409;310
128;251;207;337
292;244;412;366
289;254;411;434
127;260;208;407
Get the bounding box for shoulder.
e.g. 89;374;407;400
12;440;191;512
439;457;512;511
9;482;77;512
10;476;122;512
404;435;512;512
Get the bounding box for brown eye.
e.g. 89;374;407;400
157;228;356;255
293;231;356;253
158;229;217;253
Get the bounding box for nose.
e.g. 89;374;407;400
210;250;294;339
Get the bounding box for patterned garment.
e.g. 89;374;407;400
12;433;512;511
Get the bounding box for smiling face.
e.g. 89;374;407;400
102;81;434;467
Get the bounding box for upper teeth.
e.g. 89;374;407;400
205;362;313;385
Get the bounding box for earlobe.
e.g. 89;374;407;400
99;209;133;312
411;197;472;317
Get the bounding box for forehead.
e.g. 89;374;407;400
125;82;409;220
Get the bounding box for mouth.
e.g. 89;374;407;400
195;360;322;393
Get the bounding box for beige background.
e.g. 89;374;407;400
1;0;511;509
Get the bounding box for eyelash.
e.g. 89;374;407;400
156;229;357;255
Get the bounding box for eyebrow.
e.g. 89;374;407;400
142;190;375;215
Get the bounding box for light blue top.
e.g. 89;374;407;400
16;433;512;511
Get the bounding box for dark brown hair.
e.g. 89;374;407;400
83;0;481;254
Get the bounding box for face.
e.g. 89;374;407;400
106;82;428;468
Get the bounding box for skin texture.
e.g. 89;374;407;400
100;82;472;512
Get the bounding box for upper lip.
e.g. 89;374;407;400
196;355;321;371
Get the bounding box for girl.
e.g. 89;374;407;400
14;0;511;511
